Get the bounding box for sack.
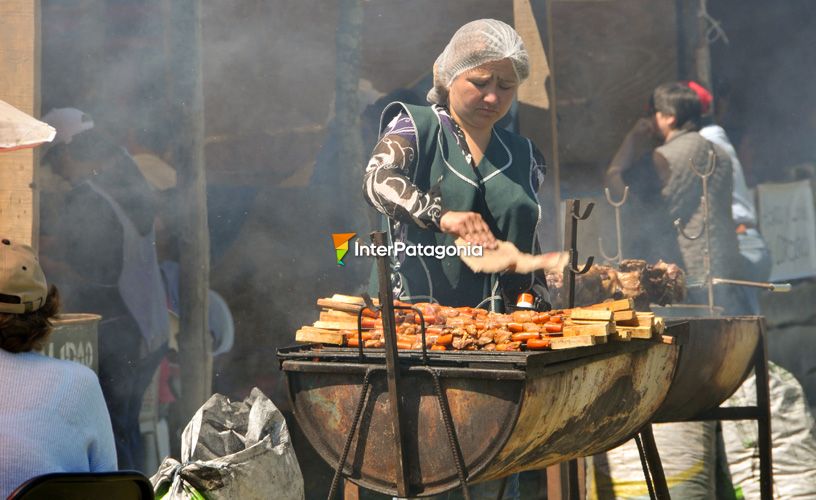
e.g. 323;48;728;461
586;422;717;500
722;363;816;499
150;388;305;500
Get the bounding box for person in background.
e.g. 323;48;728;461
688;81;772;314
0;239;117;496
40;108;169;471
606;82;742;313
363;19;556;317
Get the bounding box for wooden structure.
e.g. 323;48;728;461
0;1;40;247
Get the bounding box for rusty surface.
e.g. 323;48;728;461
286;364;523;497
282;339;679;497
654;316;761;421
476;343;677;482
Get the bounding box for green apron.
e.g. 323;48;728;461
371;103;541;310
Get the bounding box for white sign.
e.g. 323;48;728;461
757;180;816;281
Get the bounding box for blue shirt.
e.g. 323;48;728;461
0;350;117;496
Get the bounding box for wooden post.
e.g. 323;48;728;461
514;0;560;250
0;1;40;248
334;0;364;226
163;0;212;422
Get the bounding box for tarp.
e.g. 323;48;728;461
151;388;304;500
0;99;55;151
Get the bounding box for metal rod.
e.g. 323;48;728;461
372;231;410;497
422;366;471;500
598;186;629;266
674;149;717;313
327;368;375;500
634;434;657;500
711;277;792;292
563;199;595;308
755;320;773;500
639;425;671;499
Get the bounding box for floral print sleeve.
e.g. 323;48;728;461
363;111;444;230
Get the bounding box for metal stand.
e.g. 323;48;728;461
327;231;473;500
599;186;629;266
673;149;717;313
548;199;595;500
674;320;774;499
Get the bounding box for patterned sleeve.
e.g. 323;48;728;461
363;111;444;230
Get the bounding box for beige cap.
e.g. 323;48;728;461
0;239;48;314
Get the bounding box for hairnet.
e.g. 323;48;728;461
427;19;530;105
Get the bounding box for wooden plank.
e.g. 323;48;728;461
618;326;655;340
549;335;603;350
319;310;357;321
587;298;634;312
0;0;40;248
613;309;637;322
296;328;345;345
563;322;613;337
313;320;368;330
611;330;632;342
569;308;613;321
317;298;363;314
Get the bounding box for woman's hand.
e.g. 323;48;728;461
440;211;498;250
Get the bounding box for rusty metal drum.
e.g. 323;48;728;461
654;316;762;422
280;339;679;497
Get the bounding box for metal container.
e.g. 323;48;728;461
40;313;101;373
654;316;761;422
280;339;679;497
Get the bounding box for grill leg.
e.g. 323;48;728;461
755;321;773;500
639;425;671;499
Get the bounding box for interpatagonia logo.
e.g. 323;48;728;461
332;233;357;266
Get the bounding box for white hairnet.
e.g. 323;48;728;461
427;19;530;105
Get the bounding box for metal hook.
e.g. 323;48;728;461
689;149;716;178
674;218;704;241
598;186;629;264
572;201;595;220
598;237;618;262
570;255;594;275
604;186;629;207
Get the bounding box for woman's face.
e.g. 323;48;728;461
448;58;518;131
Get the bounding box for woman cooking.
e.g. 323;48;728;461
363;19;555;314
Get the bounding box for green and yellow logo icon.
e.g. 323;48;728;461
332;233;356;266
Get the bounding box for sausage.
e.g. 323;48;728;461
361;307;379;319
397;334;418;344
544;322;563;333
396;340;413;350
507;322;524;333
425;326;444;336
532;313;550;324
430;344;447;351
435;334;453;346
523;322;540;333
526;338;551;350
511;332;541;342
511;310;534;323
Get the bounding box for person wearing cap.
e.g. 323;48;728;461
0;239;117;496
40;108;169;471
606;82;742;313
363;19;553;315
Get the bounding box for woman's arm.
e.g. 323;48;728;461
363;112;444;230
363;112;497;248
